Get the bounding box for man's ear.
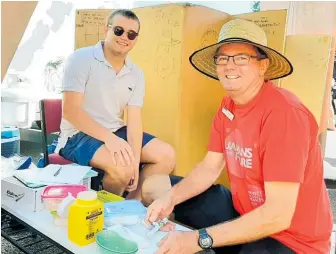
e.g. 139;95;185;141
260;58;270;76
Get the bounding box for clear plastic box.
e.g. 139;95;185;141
51;211;68;226
41;185;87;211
104;200;147;227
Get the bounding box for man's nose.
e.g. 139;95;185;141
120;32;129;41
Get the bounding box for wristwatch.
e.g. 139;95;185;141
198;228;213;250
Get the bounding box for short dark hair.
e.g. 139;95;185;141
253;46;268;59
106;9;140;32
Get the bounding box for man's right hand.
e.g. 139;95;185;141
104;134;135;166
145;191;175;225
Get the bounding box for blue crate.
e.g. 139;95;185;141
1;127;20;158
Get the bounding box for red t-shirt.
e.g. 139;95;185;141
208;81;333;254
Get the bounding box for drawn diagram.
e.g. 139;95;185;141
75;10;110;49
253;16;280;36
152;7;182;80
77;25;105;48
79;10;107;26
154;55;176;80
236;10;287;54
199;29;218;49
306;36;330;69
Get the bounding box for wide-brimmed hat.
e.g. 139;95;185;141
189;19;293;80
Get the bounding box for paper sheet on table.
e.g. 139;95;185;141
13;169;47;188
37;164;92;184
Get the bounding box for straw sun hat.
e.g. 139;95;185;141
189;19;293;80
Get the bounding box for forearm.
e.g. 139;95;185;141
64;109;113;142
207;204;288;247
172;162;221;206
127;124;143;163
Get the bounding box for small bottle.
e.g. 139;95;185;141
68;191;104;246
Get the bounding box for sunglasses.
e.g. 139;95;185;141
108;25;138;40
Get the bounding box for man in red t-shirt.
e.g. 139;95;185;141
144;19;333;254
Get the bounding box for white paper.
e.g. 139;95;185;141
37;164;91;184
13;168;40;182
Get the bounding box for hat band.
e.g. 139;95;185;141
218;37;264;46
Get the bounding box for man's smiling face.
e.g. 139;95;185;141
104;14;139;56
216;43;268;95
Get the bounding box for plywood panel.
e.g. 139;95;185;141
75;9;111;50
129;5;184;148
291;2;336;36
260;1;336;147
281;35;333;125
1;1;38;82
179;5;231;186
235;9;288;54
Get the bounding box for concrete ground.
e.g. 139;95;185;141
1;131;336;253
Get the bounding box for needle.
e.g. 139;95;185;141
146;218;169;236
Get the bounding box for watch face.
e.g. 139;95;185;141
200;237;212;248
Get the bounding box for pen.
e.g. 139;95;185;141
54;166;62;177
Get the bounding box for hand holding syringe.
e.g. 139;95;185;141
143;217;169;236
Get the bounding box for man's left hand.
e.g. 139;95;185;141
125;162;139;192
156;231;200;254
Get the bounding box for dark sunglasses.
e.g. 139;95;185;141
108;25;138;40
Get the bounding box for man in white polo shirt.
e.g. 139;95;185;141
56;9;175;199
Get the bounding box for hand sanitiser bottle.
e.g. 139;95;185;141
68;191;104;246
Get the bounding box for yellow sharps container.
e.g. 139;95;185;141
68;190;104;246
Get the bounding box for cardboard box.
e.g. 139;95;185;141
1;168;97;212
1;177;45;212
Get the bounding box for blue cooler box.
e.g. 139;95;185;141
1;127;20;158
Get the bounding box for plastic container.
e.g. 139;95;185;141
41;185;87;211
1;127;20;158
68;191;104;246
104;200;147;227
96;229;138;254
1;127;20;139
1;88;39;129
51;211;68;226
48;193;77;227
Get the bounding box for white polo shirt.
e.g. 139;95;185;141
56;41;145;152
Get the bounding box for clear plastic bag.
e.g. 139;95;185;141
1;155;32;171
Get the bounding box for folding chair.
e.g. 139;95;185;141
40;99;72;166
39;99;103;190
